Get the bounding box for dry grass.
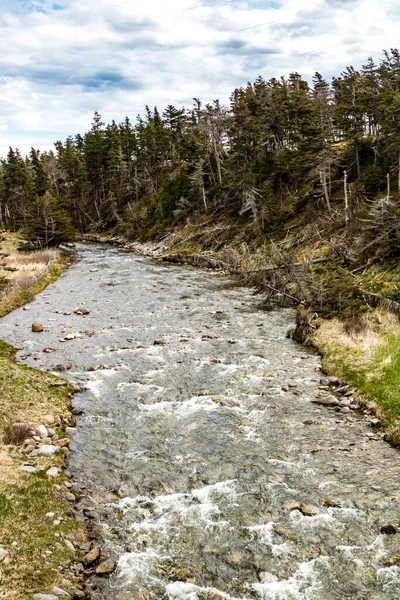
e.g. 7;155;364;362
0;239;58;289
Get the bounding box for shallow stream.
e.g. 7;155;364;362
2;244;400;599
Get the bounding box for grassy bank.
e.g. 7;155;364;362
312;312;400;445
0;238;85;599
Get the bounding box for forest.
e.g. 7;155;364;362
1;49;400;312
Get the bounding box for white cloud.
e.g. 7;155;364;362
0;0;399;156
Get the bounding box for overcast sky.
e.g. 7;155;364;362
0;0;399;157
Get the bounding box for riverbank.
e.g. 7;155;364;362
0;238;89;600
77;230;400;447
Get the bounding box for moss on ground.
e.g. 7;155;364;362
0;241;84;599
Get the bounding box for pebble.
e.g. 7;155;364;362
32;322;44;332
33;595;59;600
46;512;56;518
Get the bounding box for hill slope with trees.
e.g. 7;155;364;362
2;49;400;313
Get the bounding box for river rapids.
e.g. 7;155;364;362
2;244;400;599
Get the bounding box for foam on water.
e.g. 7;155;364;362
247;523;291;556
252;557;330;600
289;511;342;531
166;582;246;600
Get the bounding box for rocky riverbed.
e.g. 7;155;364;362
2;243;400;600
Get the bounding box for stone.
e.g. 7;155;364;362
95;558;117;575
41;415;55;425
54;438;70;448
32;322;44;332
154;339;167;345
311;396;339;406
65;427;76;435
300;504;321;516
19;465;37;473
0;548;8;562
284;501;302;512
82;547;101;565
46;467;61;478
320;497;340;508
70;588;85;599
74;307;90;315
64;492;76;503
36;425;48;438
23;306;30;310
33;595;59;600
43;348;55;353
381;524;397;535
46;512;55;518
38;445;58;457
52;587;71;598
65;540;75;551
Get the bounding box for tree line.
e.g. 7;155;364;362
1;49;400;248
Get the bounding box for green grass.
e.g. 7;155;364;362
314;316;400;445
0;242;84;599
0;475;81;598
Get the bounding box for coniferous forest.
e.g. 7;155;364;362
2;50;400;312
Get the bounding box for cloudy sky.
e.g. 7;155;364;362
0;0;398;156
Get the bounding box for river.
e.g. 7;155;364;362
2;244;400;599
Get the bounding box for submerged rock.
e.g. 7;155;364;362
32;322;43;332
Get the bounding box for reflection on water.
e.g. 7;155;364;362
2;244;400;599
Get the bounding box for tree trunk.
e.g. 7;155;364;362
344;170;350;226
355;140;361;179
321;170;332;214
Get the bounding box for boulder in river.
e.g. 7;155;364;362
74;307;90;315
32;322;43;333
82;547;101;565
95;558;117;575
381;524;397;535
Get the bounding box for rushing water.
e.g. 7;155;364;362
2;244;400;600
